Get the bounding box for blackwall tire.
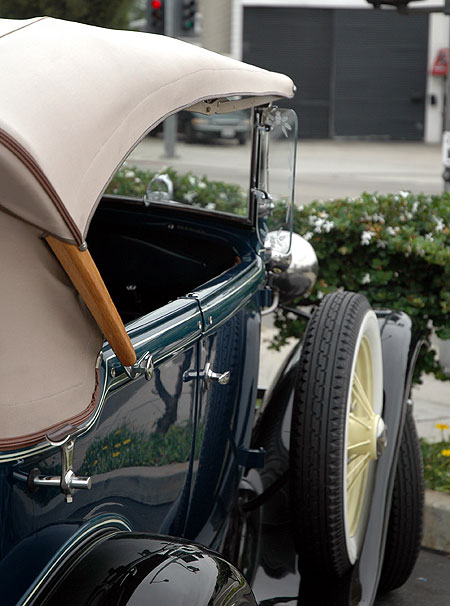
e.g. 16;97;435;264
377;407;424;595
290;291;384;578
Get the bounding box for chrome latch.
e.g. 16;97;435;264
28;425;91;503
124;351;154;381
183;362;230;389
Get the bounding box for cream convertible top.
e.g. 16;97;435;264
0;17;294;450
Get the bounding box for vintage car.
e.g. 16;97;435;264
0;16;424;606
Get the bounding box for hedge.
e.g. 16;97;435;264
273;191;449;383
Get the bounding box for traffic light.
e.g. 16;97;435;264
148;0;164;34
180;0;197;34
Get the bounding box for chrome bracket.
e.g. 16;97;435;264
183;362;230;389
29;425;91;503
124;351;154;381
252;188;274;217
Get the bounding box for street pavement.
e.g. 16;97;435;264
128;136;443;205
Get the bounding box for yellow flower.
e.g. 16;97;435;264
441;449;450;457
436;423;449;431
123;438;131;445
94;460;98;466
112;451;120;458
115;429;121;435
114;443;121;448
102;445;108;451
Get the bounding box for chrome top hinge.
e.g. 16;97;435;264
124;351;154;381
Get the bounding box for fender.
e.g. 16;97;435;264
0;516;131;606
28;532;257;606
358;309;420;605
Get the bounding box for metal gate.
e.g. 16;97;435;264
243;7;428;140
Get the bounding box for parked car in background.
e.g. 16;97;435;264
179;109;251;144
0;16;423;606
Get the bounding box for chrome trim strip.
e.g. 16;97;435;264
18;515;132;606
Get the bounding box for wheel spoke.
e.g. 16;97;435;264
347;453;371;491
352;372;373;416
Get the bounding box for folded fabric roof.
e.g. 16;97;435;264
0;17;295;245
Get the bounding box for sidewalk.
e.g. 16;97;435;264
259;317;450;553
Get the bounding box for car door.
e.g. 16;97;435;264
183;250;265;546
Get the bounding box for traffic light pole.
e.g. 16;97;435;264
163;0;178;159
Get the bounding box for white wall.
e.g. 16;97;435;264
425;13;449;143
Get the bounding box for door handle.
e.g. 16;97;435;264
183;362;230;388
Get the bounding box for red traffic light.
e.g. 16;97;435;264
151;0;162;9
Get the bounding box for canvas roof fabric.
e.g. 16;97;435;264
0;16;295;245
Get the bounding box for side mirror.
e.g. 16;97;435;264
144;173;174;204
264;230;318;303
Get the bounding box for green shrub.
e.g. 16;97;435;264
0;0;133;29
272;192;450;383
107;165;248;216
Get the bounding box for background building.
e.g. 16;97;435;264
200;0;449;143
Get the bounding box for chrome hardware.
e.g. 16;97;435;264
124;351;153;381
205;363;230;387
261;290;280;316
144;173;174;204
29;425;91;503
252;188;274;217
376;418;388;458
264;230;319;303
183;362;230;389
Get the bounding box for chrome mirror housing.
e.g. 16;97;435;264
264;230;319;303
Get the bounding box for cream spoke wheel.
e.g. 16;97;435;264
290;291;384;579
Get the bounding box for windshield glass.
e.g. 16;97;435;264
106;109;252;220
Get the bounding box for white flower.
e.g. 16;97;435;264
433;217;445;232
376;239;387;249
386;226;396;236
399;191;409;198
316;290;324;300
188;175;197;187
361;230;375;245
372;213;385;224
125;170;135;179
198;180;207;189
205;202;216;210
411;201;419;214
323;220;334;233
314;218;325;233
219;192;227;200
134;177;141;184
309;215;318;226
394;272;399;278
425;233;434;241
361;273;371;284
184;190;197;203
303;231;313;241
318;211;329;219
